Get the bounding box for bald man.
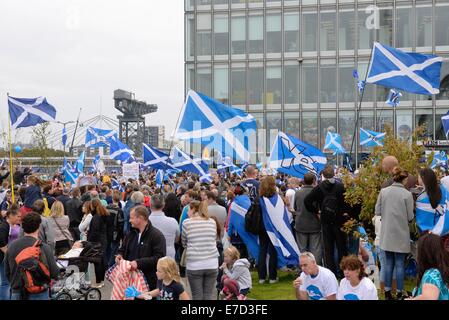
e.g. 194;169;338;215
380;155;416;190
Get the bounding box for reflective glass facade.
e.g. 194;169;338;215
185;0;449;163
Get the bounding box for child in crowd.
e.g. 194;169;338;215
220;246;252;300
138;257;190;300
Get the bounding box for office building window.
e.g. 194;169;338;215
377;7;393;46
197;65;212;96
214;65;229;103
358;6;375;50
320;11;336;52
302;11;317;52
303;62;318;104
339;61;355;103
214;15;229;55
321;111;337;150
377;109;393;132
339;8;356;51
252;113;266;162
339;111;355;150
396;5;413;48
186;64;195;93
249;15;264;54
396;110;413;143
186;14;195;60
416;5;432;48
267;14;282;54
267;113;282;153
231;66;246;105
214;0;229;4
284;64;299;104
232;16;246;54
357;61;374;102
284;113;300;139
360;111;374;152
320;61;337;104
197;14;212;56
302;112;318;147
416;109;433;139
438;60;449;101
284;12;300;53
436;110;447;140
266;66;282;105
186;0;194;11
436;4;449;49
197;0;211;5
249;65;264;105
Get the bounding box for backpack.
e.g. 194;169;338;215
319;185;339;224
245;197;263;235
42;198;51;217
15;240;51;295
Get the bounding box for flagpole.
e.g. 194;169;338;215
6;93;15;203
349;46;374;171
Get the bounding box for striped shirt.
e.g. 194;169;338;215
181;218;219;270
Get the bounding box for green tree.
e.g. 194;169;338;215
31;123;52;167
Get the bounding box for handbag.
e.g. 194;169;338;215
52;217;74;248
180;249;187;267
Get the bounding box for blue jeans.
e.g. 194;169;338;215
10;290;49;300
0;262;10;300
384;251;406;292
347;233;360;256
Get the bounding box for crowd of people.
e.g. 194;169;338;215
0;155;449;301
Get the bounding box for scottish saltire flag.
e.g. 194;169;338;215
143;143;175;170
63;159;78;185
217;155;234;171
442;112;449;139
170;146;210;181
111;178;125;192
260;194;300;267
360;128;385;147
110;139;134;162
241;161;249;171
230;165;243;176
268;132;327;179
62;127;67;147
430;151;448;170
385;89;403;107
92;155;106;173
75;151;85;174
227;195;259;263
174;90;257;161
416;186;449;236
352;69;366;94
200;174;213;184
324;132;346;155
85;127;118;148
366;42;443;95
8;96;57;129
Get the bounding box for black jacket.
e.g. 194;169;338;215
66;198;83;228
118;222;166;290
304;179;348;226
87;214;108;246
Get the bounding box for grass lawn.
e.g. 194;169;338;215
247;269;417;300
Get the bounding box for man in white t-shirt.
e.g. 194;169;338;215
286;177;300;213
293;252;338;300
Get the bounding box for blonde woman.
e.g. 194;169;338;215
49;201;73;256
181;200;219;300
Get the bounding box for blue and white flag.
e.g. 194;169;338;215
366;42;443;95
230;165;243;176
92;155;105;173
8;96;57;129
256;162;264;170
75;151;85;174
174;90;257;161
227;195;259;263
217;155;234;171
170;146;210;181
85;127;118;148
385;89;403;107
110;139;134;163
360;128;385;147
143;143;175;170
430;151;448;170
259;194;300;267
416;186;449;236
63;159;78;185
324;132;346;155
111;178;125;192
155;170;164;188
268;132;327;179
62;127;67;147
352;69;366;94
441;111;449;139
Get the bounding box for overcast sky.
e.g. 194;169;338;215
0;0;184;149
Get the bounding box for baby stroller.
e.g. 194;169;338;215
51;242;103;300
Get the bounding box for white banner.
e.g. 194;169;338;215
122;163;139;181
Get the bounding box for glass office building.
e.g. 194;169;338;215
185;0;449;163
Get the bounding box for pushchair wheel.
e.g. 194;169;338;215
85;288;102;300
55;292;72;300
